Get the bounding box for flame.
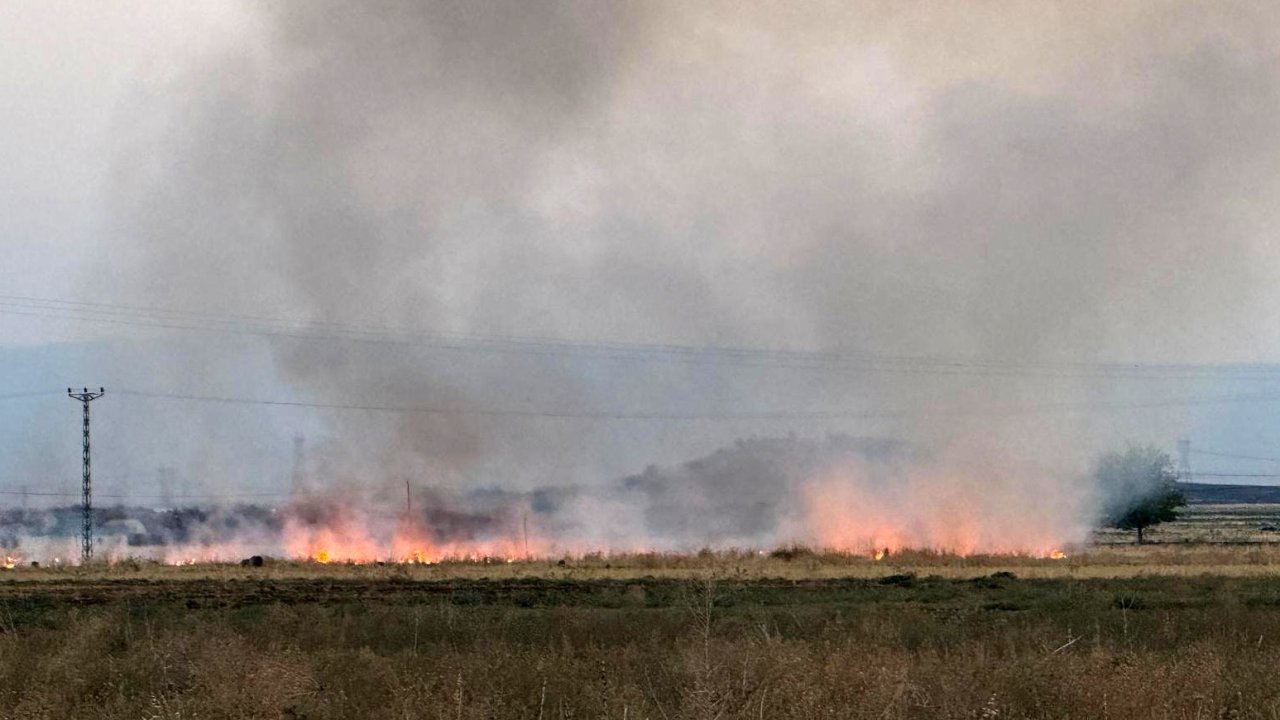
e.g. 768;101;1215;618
124;447;1092;566
798;450;1089;557
278;495;550;565
2;556;16;570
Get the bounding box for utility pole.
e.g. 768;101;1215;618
290;436;306;496
157;465;175;508
67;387;104;563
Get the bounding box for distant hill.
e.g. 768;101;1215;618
1179;482;1280;504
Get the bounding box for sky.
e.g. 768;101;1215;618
3;1;1280;522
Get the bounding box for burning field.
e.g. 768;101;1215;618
4;0;1280;716
0;475;1273;720
0;435;1098;565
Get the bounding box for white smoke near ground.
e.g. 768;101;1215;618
31;1;1279;559
0;434;1091;561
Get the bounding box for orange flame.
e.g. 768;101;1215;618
799;450;1089;557
280;496;551;564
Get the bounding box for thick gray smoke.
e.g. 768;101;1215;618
621;436;911;547
83;2;1280;555
0;434;1107;559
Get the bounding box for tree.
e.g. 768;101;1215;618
1095;445;1186;544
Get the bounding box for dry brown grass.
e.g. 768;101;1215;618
9;541;1280;583
3;534;1280;717
2;573;1280;718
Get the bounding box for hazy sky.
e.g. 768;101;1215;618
3;1;1280;511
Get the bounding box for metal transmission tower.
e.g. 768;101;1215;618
1177;438;1192;483
66;387;104;563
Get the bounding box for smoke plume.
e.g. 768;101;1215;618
69;1;1280;557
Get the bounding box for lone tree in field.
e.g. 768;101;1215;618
1095;445;1186;544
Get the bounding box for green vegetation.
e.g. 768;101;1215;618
1097;444;1187;543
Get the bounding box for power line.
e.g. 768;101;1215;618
112;388;890;421
7;293;1280;380
109;386;1280;421
0;470;162;486
0;303;1135;378
1;383;1278;425
1191;448;1280;463
1187;472;1280;479
0;488;289;500
0;391;59;402
111;491;289;500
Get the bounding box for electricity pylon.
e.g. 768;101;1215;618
67;387;104;563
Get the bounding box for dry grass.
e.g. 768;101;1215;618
3;532;1280;717
9;540;1280;583
2;572;1280;718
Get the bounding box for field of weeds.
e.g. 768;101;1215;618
2;550;1280;717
